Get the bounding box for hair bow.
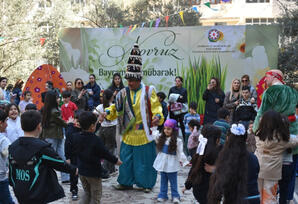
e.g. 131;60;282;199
230;124;246;135
196;134;208;155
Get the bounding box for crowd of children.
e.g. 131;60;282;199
0;69;297;204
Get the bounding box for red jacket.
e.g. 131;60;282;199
61;101;78;121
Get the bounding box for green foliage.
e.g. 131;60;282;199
178;56;227;114
277;1;298;86
86;0;201;28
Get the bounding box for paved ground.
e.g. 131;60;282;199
9;168;298;203
10;166;197;204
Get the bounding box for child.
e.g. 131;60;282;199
157;92;168;131
25;103;37;111
208;123;260;204
8;110;76;203
61;91;78;121
64;110;82;201
5;103;24;143
183;102;200;156
0;110;14;204
153;119;188;203
183;124;222;204
19;91;32;114
213;107;230;145
187;119;201;157
234;86;257;129
94;89;118;176
41;91;69;183
255;110;298;204
74;111;122;203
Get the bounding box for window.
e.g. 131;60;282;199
246;18;252;24
215;22;227;25
267;18;274;24
246;0;269;2
246;18;276;25
260;18;267;24
189;0;201;5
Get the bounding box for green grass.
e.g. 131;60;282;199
177;56;227;114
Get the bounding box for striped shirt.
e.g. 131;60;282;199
183;113;201;134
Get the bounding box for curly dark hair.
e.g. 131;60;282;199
156;128;178;154
208;125;248;204
256;110;289;142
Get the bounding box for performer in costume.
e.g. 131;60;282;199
107;42;164;192
253;69;297;134
253;69;298;204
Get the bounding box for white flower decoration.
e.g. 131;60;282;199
230;124;246;136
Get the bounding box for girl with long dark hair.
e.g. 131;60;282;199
94;89;118;176
108;73;125;97
12;79;24;105
208;123;260;204
153;119;188;203
41;91;69;182
255;110;298;204
183;124;222;204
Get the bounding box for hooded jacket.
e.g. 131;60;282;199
8;137;76;204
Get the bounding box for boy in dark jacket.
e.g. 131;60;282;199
8;110;76;204
64;110;82;201
234;86;257;129
74;111;122;203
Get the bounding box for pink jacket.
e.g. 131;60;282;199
187;127;199;149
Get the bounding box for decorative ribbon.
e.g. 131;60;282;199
196;135;208;155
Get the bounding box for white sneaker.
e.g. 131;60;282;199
173;197;180;203
157;198;166;202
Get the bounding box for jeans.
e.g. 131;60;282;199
45;138;69;182
0;179;14;204
279;163;293;204
287;154;298;200
158;172;180;200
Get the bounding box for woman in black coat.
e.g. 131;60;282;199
202;77;225;124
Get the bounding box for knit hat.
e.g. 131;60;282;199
124;42;142;80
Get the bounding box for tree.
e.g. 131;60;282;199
84;0;201;28
276;0;298;86
0;0;82;82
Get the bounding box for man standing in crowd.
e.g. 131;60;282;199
108;42;164;192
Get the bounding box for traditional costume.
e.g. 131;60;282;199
108;43;164;190
253;71;298;135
